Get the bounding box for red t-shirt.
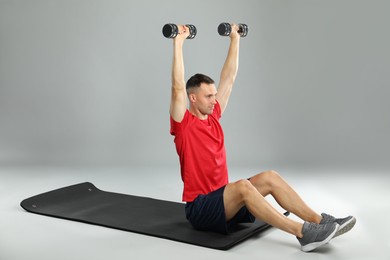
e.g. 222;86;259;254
170;101;229;202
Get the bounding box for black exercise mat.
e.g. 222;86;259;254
21;182;287;250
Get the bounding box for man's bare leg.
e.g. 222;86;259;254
223;179;304;238
248;170;322;224
223;171;344;252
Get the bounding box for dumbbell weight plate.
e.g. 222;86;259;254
238;24;248;37
218;23;231;36
185;24;197;39
162;23;178;38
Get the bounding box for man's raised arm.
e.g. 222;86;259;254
169;26;190;123
216;24;240;114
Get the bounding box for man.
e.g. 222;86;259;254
169;24;355;252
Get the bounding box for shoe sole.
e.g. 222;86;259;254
334;216;356;238
301;224;339;252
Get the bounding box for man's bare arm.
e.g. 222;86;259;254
169;26;189;122
216;24;240;114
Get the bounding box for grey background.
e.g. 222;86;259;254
1;0;389;170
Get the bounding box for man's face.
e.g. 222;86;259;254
191;83;217;116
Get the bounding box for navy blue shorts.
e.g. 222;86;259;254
185;185;255;234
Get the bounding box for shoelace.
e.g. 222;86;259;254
305;222;330;232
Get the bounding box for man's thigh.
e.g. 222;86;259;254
223;179;257;221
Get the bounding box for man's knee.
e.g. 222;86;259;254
233;179;257;198
250;170;282;194
252;170;280;183
264;170;281;180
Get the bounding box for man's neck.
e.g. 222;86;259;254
189;107;208;120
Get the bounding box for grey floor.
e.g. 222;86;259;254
1;166;389;260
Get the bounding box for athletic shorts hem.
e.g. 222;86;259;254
185;185;255;234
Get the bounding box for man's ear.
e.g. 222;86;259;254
189;93;196;103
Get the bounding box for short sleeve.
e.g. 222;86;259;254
170;110;189;136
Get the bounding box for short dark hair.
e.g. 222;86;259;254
186;73;215;93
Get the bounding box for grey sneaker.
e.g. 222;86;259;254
320;213;356;238
297;221;339;252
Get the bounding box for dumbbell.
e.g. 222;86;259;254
162;24;197;39
218;23;248;37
